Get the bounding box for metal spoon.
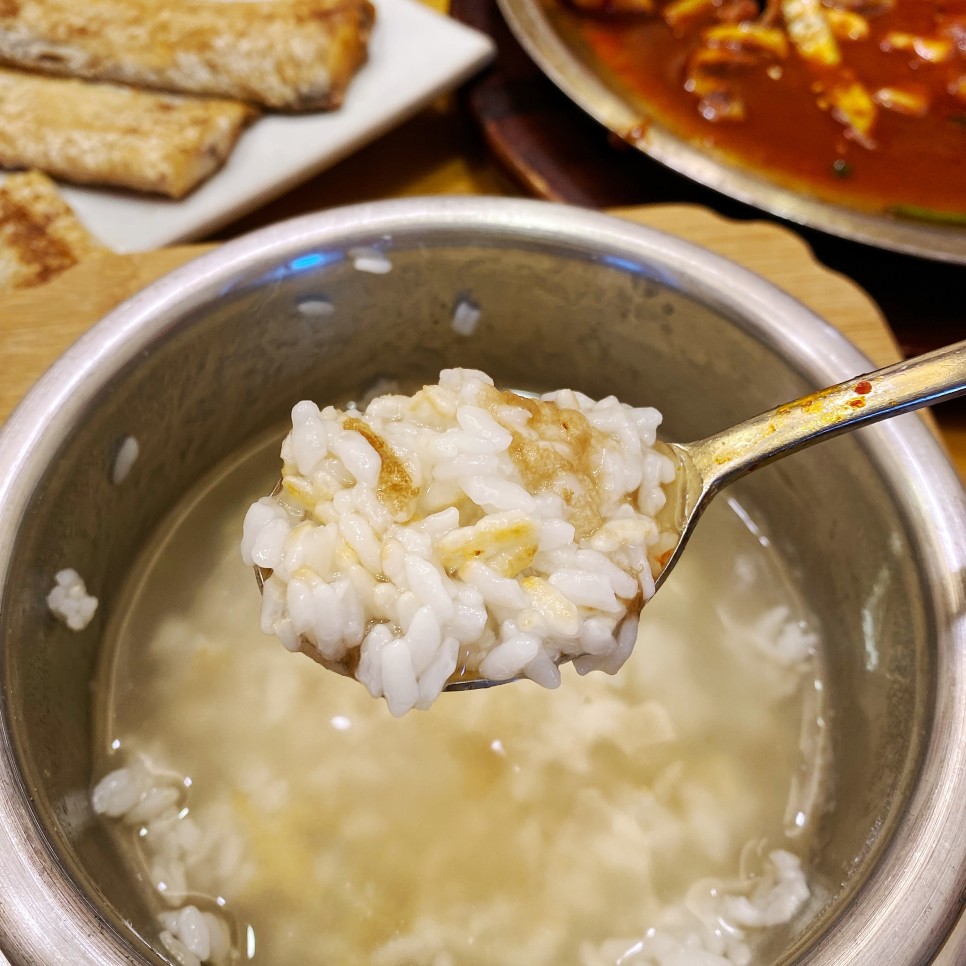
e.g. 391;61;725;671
260;340;966;693
652;338;966;603
449;339;966;690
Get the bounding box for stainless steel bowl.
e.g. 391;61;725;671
496;0;966;265
0;197;964;965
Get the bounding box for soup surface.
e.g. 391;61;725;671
93;428;829;965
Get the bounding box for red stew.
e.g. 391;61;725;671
556;0;966;220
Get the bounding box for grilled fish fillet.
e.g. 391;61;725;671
0;0;375;112
0;69;255;198
0;170;103;291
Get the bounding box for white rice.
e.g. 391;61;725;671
241;369;680;715
348;246;392;275
111;435;140;485
92;761;234;966
296;298;334;318
159;904;232;966
451;297;481;336
586;849;809;966
46;568;98;631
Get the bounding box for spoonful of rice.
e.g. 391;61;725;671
242;344;966;715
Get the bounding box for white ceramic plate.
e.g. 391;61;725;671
1;0;494;253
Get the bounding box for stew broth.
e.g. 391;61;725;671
552;0;966;218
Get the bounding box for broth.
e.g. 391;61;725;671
93;429;828;964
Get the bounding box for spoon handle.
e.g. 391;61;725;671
684;339;966;498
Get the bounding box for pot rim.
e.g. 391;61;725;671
0;196;964;965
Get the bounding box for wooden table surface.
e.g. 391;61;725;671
0;3;963;480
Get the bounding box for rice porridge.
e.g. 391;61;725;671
241;370;681;714
92;418;828;965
